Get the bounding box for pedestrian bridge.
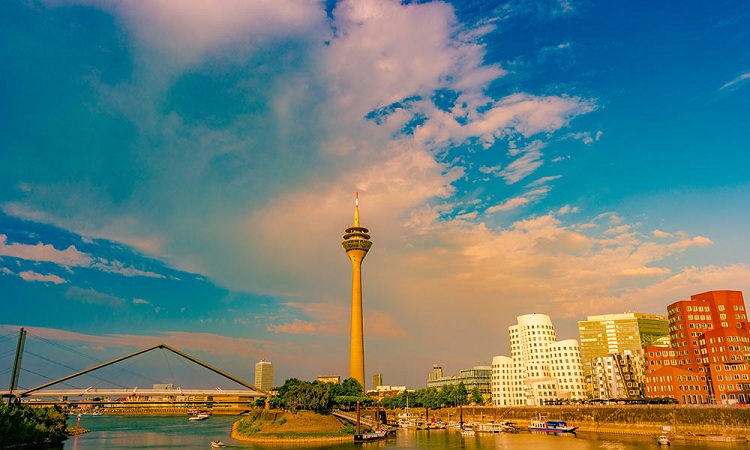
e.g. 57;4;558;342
2;343;268;405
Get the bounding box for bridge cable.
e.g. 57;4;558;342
27;332;164;386
24;350;130;389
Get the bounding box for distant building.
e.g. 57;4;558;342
427;365;443;383
316;375;341;384
645;290;750;405
491;313;586;406
254;359;274;392
373;373;383;390
368;385;407;397
426;364;491;401
578;312;669;399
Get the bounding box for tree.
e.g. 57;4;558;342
456;382;467;405
341;378;364;396
471;386;484;405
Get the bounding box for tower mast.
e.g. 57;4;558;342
341;192;373;389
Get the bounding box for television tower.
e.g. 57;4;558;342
341;192;372;389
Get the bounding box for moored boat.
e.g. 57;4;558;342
528;414;578;433
658;435;670;445
354;430;388;441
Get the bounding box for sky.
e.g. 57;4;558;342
1;0;749;391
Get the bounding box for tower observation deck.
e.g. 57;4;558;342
342;192;372;389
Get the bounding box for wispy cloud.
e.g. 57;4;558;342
64;287;127;307
720;71;750;91
498;140;546;184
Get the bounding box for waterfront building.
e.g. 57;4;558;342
491;313;586;406
341;192;373;389
645;290;750;405
577;312;668;399
254;359;274;392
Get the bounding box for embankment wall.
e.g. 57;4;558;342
382;405;750;437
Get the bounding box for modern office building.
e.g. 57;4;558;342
645;290;750;405
426;364;491;399
341;192;373;389
491;313;586;406
254;359;274;392
578;312;668;399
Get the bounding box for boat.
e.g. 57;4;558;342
658;435;670;445
210;441;225;448
354;430;388;441
461;428;476;437
189;413;210;421
528;415;578;433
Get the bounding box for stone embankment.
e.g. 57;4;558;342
381;405;750;438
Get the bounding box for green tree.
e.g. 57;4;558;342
456;382;467;405
471;386;484;405
341;378;364;396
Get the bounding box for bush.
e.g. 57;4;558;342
0;404;69;447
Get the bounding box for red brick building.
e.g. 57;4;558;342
645;290;750;405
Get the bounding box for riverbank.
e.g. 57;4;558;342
230;410;356;443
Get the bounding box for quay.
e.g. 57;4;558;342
376;405;750;439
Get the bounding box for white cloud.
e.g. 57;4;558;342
19;271;67;284
71;0;327;65
0;234;92;266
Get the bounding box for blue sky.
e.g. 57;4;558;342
1;0;749;390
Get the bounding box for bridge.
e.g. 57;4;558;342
1;329;267;408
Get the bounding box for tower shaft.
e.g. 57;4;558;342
341;193;372;390
348;249;366;387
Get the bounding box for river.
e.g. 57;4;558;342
64;415;750;449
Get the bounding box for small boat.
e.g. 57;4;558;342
211;441;225;448
354;430;388;441
658;435;670;445
528;415;578;433
461;428;476;437
189;413;211;421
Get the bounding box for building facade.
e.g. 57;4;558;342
491;313;586;406
578;312;669;399
254;359;274;392
590;349;646;399
645;290;750;405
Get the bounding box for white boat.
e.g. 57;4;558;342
528;415;578;433
189;413;210;421
658;435;670;445
461;428;476;436
211;440;225;447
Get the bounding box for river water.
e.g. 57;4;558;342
64;415;750;450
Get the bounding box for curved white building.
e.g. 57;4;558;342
491;313;585;406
